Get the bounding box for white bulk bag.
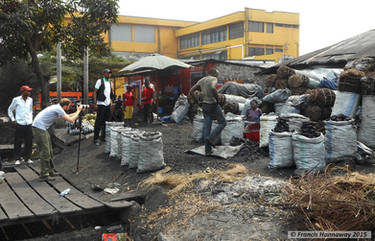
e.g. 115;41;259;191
259;115;278;147
105;122;124;154
331;91;360;118
325;120;356;162
221;113;244;145
171;94;190;123
224;94;247;104
137;132;166;173
192;115;218;143
121;130;139;166
292;133;325;172
109;127;123;158
358;95;375;148
274;102;299;116
128;134;140;169
268;131;293;168
280;113;309;133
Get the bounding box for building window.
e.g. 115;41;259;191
202;50;227;60
275;23;299;29
134;25;155;43
229;22;244;40
266;48;274;55
249;47;264;56
266;23;274;33
249;21;264;32
202;26;227;45
111;24;131;42
275;48;283;52
180;33;200;49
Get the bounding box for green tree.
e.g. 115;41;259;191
0;0;119;108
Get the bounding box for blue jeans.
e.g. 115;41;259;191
202;103;226;154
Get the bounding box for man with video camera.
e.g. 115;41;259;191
32;98;83;181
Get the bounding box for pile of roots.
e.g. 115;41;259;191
283;167;375;231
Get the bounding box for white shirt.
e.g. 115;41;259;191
8;96;33;125
32;104;67;130
95;78;112;106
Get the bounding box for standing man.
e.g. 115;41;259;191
93;69;114;146
8;85;34;165
32;98;83;181
124;86;135;126
142;79;154;124
189;68;226;156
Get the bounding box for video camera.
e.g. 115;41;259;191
68;101;90;115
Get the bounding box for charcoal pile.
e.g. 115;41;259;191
273;117;289;132
360;72;375;95
223;102;240;114
300;122;320;138
277;65;296;79
338;68;364;94
288;74;309;95
302;88;336;121
265;74;277;88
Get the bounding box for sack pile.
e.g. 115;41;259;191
360;72;375;95
221;113;244;145
324;118;356;163
104;122;124;154
338;68;364;94
302;88;336;121
259;114;278;147
171;94;190;123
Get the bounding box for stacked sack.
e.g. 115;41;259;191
104;122;124;154
338;69;364;94
288;74;309;96
303;88;336;121
292;122;325;173
325;115;357;163
259;114;278;147
268;117;294;168
358;95;375;148
221;113;244;145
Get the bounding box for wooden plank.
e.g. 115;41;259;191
27;166;104;210
103;200;133;209
52;176;104;210
0;178;33;220
15;166;81;214
5;173;55;216
0;206;8;222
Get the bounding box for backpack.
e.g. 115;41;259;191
97;78;115;102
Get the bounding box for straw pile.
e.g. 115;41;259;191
284;167;375;231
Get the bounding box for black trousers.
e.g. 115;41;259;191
94;105;112;141
144;104;153;123
14;124;33;160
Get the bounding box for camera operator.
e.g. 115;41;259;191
32;98;83;181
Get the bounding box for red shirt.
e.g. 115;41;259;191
124;91;134;106
142;87;154;105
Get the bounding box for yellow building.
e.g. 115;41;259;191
108;8;299;63
107;16;197;59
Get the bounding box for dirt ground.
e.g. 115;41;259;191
23;119;375;241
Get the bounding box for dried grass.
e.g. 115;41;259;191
141;164;248;197
283;166;375;231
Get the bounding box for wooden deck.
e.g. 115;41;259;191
0;165;132;227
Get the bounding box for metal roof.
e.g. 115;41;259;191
264;29;375;73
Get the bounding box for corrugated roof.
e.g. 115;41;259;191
264;29;375;72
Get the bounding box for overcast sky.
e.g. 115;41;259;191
118;0;375;56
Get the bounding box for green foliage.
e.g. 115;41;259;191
0;0;120;107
